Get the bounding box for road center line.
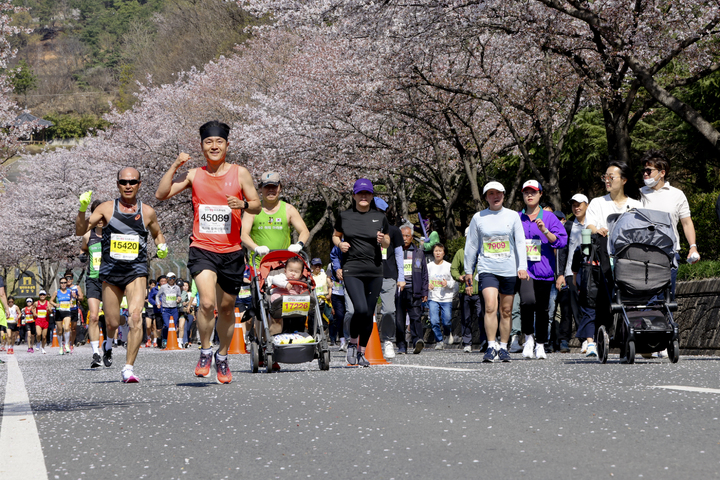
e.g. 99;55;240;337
652;385;720;394
388;364;482;372
0;355;48;480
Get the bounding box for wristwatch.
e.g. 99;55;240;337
242;200;249;209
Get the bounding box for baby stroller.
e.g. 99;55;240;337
596;208;680;364
247;250;331;373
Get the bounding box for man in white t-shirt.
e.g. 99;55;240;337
640;150;700;296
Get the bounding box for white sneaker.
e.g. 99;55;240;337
653;349;668;358
434;343;444;350
522;336;535;359
447;333;454;345
41;348;46;354
338;339;347;352
586;342;597;357
463;345;472;353
535;343;547;359
383;341;396;359
509;335;523;353
581;340;588;354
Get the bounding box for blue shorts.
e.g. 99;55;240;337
478;273;517;296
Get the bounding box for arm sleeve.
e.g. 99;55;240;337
585;198;602;229
330;246;342;272
678;192;691;219
514;216;528;271
557;223;571;275
444;264;456;289
450;249;463;281
548;214;568;249
394;246;404;283
382;216;390;234
333;211;343;233
271;274;288;288
464;216;479;276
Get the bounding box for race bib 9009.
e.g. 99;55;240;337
483;236;511;259
281;295;311;317
110;234;140;260
199;205;232;234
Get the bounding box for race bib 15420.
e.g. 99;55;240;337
199;205;232;234
110;233;140;260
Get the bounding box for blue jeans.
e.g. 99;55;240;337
161;307;179;340
428;300;452;342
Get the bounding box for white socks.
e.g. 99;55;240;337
64;332;70;344
488;340;497;350
499;342;508;350
91;341;99;354
104;339;113;351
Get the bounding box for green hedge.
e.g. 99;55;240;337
684;190;720;262
677;260;720;281
446;236;466;261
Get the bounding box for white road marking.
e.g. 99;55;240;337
0;355;48;479
388;364;482;372
652;385;720;394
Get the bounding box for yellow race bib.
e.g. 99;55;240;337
281;295;311;317
526;239;542;262
483;236;511;259
110;234;140;260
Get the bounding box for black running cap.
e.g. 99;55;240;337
199;121;230;141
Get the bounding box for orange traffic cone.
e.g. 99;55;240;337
164;317;181;351
51;329;59;347
228;308;248;354
99;327;104;344
363;315;390;365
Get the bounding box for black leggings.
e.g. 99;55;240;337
344;275;383;348
519;277;553;343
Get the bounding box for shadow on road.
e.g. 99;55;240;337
3;399;152;415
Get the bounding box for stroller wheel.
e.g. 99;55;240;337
626;340;636;364
597;326;609;364
265;352;274;374
250;342;259;373
318;350;330;371
668;339;680;363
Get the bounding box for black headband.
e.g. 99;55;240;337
199;122;230;141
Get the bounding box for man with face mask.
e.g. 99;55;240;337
640;150;700;296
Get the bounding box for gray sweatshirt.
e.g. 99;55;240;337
157;284;182;309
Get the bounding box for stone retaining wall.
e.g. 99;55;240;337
675;278;720;354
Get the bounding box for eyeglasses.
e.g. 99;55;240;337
600;175;619;182
642;168;657;175
117;179;140;186
522;190;538;195
59;281;67;284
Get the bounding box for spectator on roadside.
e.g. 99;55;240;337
396;223;429;354
557;194;589;353
427;243;457;349
451;228;485;353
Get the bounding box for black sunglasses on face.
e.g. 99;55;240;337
117;179;140;186
642;168;657;175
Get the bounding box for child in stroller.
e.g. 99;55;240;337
268;256;314;335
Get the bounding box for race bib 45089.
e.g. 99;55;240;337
199;205;232;234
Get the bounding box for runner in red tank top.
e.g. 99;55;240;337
156;120;261;384
33;290;50;353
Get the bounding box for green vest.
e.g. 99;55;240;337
250;201;292;251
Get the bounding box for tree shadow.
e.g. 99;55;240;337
3;398;152;415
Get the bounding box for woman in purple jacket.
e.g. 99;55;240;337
518;180;567;359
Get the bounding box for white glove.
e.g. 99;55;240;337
254;246;270;256
288;243;303;253
688;252;700;264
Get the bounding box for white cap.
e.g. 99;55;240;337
167;272;176;278
522;180;542;191
570;193;589;204
482;181;506;195
39;290;47;295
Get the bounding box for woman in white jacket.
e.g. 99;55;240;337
427;243;457;349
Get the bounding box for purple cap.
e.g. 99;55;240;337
353;178;374;194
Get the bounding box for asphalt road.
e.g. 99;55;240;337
2;344;720;479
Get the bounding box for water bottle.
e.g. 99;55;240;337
581;228;592;256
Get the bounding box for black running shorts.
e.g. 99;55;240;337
188;247;245;296
86;277;102;301
100;273;148;291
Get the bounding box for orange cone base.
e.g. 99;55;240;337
364;318;390;365
51;332;59;348
164;317;181;351
228;309;248;354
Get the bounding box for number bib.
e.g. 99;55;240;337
59;301;71;310
37;310;47;318
238;286;251;299
166;294;177;303
92;251;102;270
403;259;412;275
281;295;311;317
199;205;232;234
24;314;33;324
110;233;140;260
430;278;443;289
483;236;511;259
526;239;542;262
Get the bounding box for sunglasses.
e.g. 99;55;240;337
117;179;140;186
642;168;657;175
60;281;67;284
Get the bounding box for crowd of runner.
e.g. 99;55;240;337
0;121;700;380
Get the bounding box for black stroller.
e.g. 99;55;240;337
595;208;680;364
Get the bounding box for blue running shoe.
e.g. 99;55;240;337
483;347;498;363
497;348;511;363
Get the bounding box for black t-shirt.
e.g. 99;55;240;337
334;207;390;277
0;276;4;289
382;225;403;280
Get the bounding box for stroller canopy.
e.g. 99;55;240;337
608;208;677;258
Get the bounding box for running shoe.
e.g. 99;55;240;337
27;347;33;353
522;336;535;359
0;345;5;352
397;345;407;355
7;347;13;354
581;340;588;354
121;366;139;383
383;341;395;359
560;340;570;353
65;344;71;354
215;353;232;384
413;339;424;354
272;362;281;371
91;353;102;368
58;347;64;356
497;348;512;362
463;345;472;353
338;340;347;352
509;335;523;353
535;343;547;359
195;350;212;377
70;345;74;354
434;343;443;350
41;348;46;354
357;352;370;367
585;342;597;357
483;347;498;363
102;343;113;367
346;343;358;365
145;339;152;348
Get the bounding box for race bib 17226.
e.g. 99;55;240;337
198;205;232;234
281;295;311;317
110;233;140;260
